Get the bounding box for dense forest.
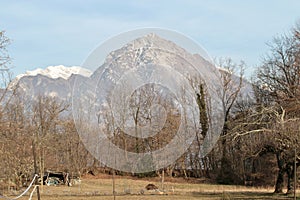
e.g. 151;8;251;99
0;22;300;195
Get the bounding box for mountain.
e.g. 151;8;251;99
15;65;91;81
73;34;223;121
84;33;222;107
9;35;254;108
9;65;91;101
77;34;254;110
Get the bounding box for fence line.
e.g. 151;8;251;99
0;174;38;200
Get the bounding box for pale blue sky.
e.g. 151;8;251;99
1;0;300;77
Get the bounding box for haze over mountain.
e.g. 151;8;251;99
8;34;253;109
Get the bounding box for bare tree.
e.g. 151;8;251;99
0;31;29;190
29;96;69;189
0;30;11;88
0;30;13;118
234;23;300;193
215;58;245;183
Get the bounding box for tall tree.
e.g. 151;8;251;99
216;58;245;184
252;23;300;193
0;31;10;75
0;31;12;115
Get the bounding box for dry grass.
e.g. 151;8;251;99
2;175;298;200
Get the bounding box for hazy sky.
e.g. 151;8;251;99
1;0;300;77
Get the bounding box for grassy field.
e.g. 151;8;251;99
3;175;299;200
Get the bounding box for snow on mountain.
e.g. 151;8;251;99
91;33;215;89
8;65;91;90
76;33;224;121
81;34;254;122
8;34;253;110
15;65;91;81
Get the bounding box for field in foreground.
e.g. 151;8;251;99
3;175;299;200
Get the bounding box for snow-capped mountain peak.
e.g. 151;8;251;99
15;65;92;80
8;65;92;91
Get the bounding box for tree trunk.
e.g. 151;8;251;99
274;153;285;194
220;116;229;176
286;164;294;194
219;127;228;183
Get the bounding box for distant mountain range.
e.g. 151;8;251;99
7;65;91;101
7;34;254;109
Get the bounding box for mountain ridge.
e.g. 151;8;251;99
8;34;253;107
13;65;91;81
